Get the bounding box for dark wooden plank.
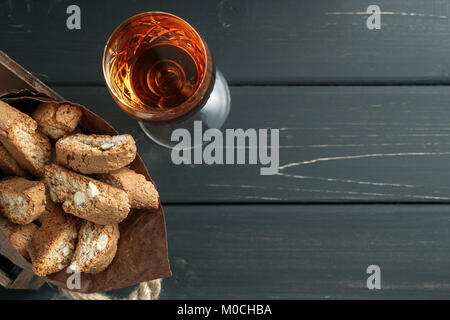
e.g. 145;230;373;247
55;85;450;203
0;283;58;300
3;0;450;84
3;204;450;299
162;204;450;299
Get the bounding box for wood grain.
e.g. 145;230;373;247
8;269;45;290
3;204;450;299
55;85;450;203
0;270;11;288
2;0;450;85
161;204;450;299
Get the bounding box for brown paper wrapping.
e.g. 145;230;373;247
0;90;172;293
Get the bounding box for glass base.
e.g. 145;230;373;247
139;69;231;149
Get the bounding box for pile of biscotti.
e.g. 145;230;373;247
0;100;159;277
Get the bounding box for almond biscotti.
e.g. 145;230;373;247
0;214;16;238
32;102;82;140
0;177;46;225
0;143;28;177
55;133;136;174
0;101;51;176
27;211;79;277
99;167;159;210
43;164;130;225
0;215;38;260
69;221;119;274
35;189;63;225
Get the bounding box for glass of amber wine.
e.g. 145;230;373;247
103;12;230;149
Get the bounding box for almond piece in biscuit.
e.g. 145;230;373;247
99;167;159;210
0;101;51;176
55;133;136;174
0;215;38;260
43;164;130;225
0;143;28;177
0;177;46;225
70;220;119;274
27;211;79;277
32;102;82;140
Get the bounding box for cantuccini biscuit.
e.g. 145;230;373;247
43;164;130;225
32;102;82;140
0;177;46;225
0;101;51;176
70;221;119;274
0;215;38;260
55;133;136;174
0;98;161;279
35;188;64;225
27;211;79;277
0;214;15;238
0;143;28;177
99;167;159;210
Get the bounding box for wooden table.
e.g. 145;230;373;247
2;0;450;299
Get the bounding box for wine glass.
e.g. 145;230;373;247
103;11;230;149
